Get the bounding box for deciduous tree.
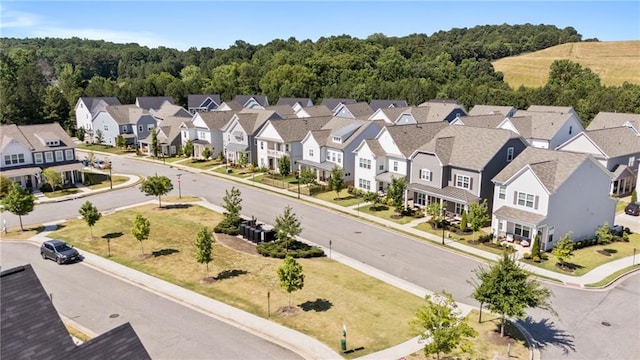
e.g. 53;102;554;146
278;155;291;176
277;256;305;307
386;176;406;212
552;233;574;266
194;227;214;275
410;291;477;360
151;128;158;157
468;199;490;241
131;214;150;255
596;222;613;245
79;200;101;239
202;147;212;160
328;166;344;197
274;205;302;252
42;168;63;191
222;186;243;226
139;175;173;208
1;183;36;231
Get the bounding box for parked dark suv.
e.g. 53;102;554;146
625;202;640;216
41;240;81;264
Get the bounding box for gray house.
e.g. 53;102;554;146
92;105;157;147
188;94;222;113
408;126;528;216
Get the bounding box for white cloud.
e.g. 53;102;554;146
0;6;42;28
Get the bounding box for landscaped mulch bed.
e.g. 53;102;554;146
215;233;259;256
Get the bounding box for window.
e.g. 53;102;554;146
420;169;431;181
337;153;342;163
331;153;336;162
4;154;26;165
260;141;264;150
358;178;371;191
147;124;154;131
379;164;384;171
514;224;531;239
359;158;371;169
122;126;128;133
199;131;206;138
393;161;398;172
569;126;573;135
34;153;43;164
285;144;290;152
517;191;535;208
103;124;109;131
326;152;331;161
498;186;506;200
506;147;514;162
629;156;636;167
308;149;314;157
55;151;64;162
138;125;143;132
65;149;74;160
454;203;465;215
455;174;471;189
414;192;426;206
45;152;54;163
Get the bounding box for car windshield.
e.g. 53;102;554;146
54;243;72;252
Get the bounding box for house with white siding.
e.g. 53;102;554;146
333;102;374;119
299;118;383;185
352;122;448;194
502;110;584;149
189;111;235;159
74;97;121;135
491;147;616;251
221;109;282;166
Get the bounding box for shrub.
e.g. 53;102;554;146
226;168;233;174
256;240;324;259
523;252;531;259
39;183;53;192
478;233;493;243
533;255;541;263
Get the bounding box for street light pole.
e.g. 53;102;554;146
109;161;113;189
177;173;182;199
441;207;446;245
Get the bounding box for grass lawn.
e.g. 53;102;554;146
181;159;223;170
48;204;425;357
0;225;45;240
314;189;365;208
406;309;529;360
356;204;416;225
616;199;629;214
77;143;130;155
213;166;257;178
43;188;82;198
163;195;201;203
586;265;640;288
522;233;640;276
85;174;130;190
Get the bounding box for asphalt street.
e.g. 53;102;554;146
2;154;639;359
0;242;301;360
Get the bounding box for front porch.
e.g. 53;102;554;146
296;159;335;184
409;183;480;220
492;205;549;249
610;166;635;196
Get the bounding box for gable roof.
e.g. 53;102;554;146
415;126;523;171
153;103;191;120
1;265;150;360
468;105;515;116
361;139;386;157
587;112;640;131
234;94;269;107
266;116;332;142
321;98;356;112
195;111;235;131
104;105;149;125
581;127;640;158
493;147;597;193
455;114;506;128
188;94;222;108
416;101;467;122
335;102;374;118
266;104;297;119
233;109;283;134
276;97;313;107
511;110;577;140
298;105;333;118
526;105;575;114
369;99;408;110
307;118;374;149
385;122;449;157
136;96;174;110
218;100;244;111
76;97;121;114
1;122;75;153
1;124;32;151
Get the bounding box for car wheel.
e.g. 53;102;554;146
41;251;47;259
56;257;62;265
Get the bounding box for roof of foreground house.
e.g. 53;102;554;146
1;122;75;153
581;126;640;158
267;116;333;142
188;94;222;108
511;110;576;140
136;96;174;110
369;99;408;110
385;122;449;157
276;97;314;107
455;114;507;128
76;97;122;114
104;105;149;125
196;111;236;131
587;112;640;131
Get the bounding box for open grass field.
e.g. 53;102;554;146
48;203;426;357
314;189;366;208
0;225;45;240
492;41;640;88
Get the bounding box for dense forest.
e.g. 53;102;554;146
1;23;639;131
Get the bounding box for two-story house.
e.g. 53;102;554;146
352;122;448;194
408;126;528;216
190;111;235;159
369;106;463;125
417;100;467;122
586;112;640;131
221;109;282;166
299;118;383;185
502;110;584;149
491;147;616;251
218;95;269;111
135;96;174;113
256;116;332;172
321;98;356;113
187;94;222;114
92;105;157;147
556;126;640;196
1;123;82;190
74;97;121;135
333;102;374;119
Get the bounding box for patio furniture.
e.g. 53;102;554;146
506;233;514;242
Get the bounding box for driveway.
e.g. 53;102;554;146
615;212;640;233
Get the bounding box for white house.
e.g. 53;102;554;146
352;122;448;193
190;111;235;159
501;110;583;149
491;147;616;251
221;109;282;166
74;97;121;134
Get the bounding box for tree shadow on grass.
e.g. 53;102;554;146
558;261;584;271
518;316;576;355
215;269;248;280
151;248;180;257
164;203;192;209
298;298;333;312
102;232;123;239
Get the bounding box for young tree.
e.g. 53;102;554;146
386;176;406;212
42;168;63;191
79;200;101;239
87;150;95;165
194;227;214;275
183;139;194;158
328;165;344;197
1;183;36;231
278;155;291;176
531;233;541;258
76;127;86;142
0;175;11;198
410;291;477;360
459;210;468;232
299;168;316;186
364;191;381;205
151;128;158;157
468;265;495;323
277;256;305;307
222;186;243;226
472;253;554;336
139;175;173;208
131;214;150;255
426;201;446;228
274;205;303;252
596;222;613;245
116;134;126;149
467;199;490;241
95;129;103;144
552;233;574;266
238;152;248;168
202;147;212;161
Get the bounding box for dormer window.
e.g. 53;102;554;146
332;136;341;143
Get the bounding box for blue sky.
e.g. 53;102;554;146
1;1;638;50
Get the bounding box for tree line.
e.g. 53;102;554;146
1;23;638;130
